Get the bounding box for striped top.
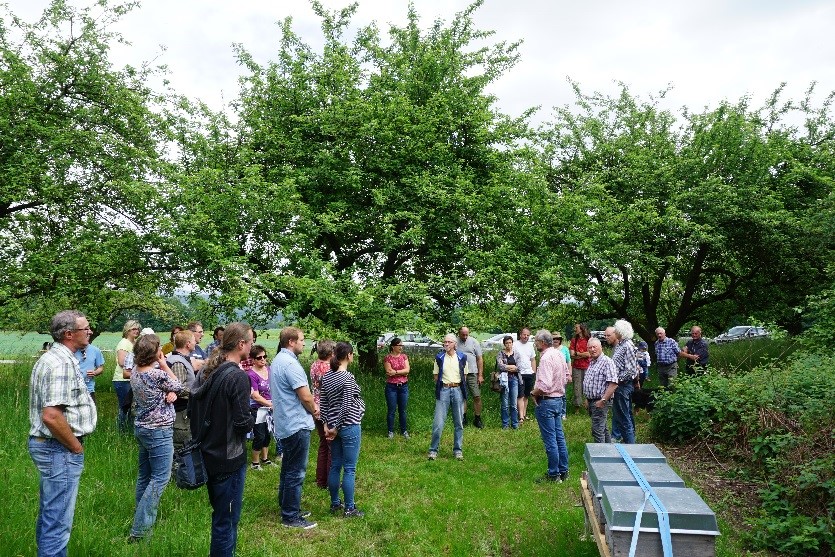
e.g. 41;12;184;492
320;369;365;431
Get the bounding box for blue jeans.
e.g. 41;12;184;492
132;426;173;537
385;382;409;434
278;428;311;522
328;424;362;509
206;463;246;557
612;382;636;444
29;437;84;557
500;375;520;428
113;380;132;431
429;386;464;453
535;397;569;477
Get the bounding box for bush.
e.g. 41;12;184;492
650;352;835;556
649;373;729;444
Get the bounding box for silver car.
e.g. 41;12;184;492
712;326;770;344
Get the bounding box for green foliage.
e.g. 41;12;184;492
748;481;834;557
0;0;176;332
650;350;835;555
167;1;533;366
539;83;835;343
649;373;729;443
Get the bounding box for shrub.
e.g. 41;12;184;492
650;351;835;556
648;373;729;444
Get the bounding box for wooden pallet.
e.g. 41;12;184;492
581;471;612;557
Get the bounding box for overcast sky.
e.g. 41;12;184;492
9;0;835;124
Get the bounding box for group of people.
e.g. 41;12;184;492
449;321;708;484
27;309;707;556
27;314;368;556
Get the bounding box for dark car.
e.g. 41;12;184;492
712;326;770;344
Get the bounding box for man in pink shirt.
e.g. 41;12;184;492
531;329;571;483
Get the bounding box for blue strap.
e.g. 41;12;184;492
628;491;650;557
615;443;674;557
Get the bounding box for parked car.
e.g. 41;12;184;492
482;333;517;350
591;330;607;342
712;326;770;344
377;332;397;349
377;332;441;353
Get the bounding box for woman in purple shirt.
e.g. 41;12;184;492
247;344;276;469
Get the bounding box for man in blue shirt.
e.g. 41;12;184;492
187;321;207;374
270;326;318;530
654;327;682;388
75;343;104;404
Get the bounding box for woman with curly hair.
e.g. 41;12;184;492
128;333;181;541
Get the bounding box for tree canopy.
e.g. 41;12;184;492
2;0;835;357
0;0;176;333
538;82;835;345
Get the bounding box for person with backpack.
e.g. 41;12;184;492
166;329;197;450
188;323;254;556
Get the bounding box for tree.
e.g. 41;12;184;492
0;0;176;333
170;1;531;367
539;83;835;345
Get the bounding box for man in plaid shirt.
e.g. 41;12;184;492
654;327;682;387
29;310;98;557
582;338;618;443
604;320;638;444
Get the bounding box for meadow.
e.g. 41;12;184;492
0;339;781;556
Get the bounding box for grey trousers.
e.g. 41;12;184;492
657;362;678;388
173;408;191;450
587;399;612;443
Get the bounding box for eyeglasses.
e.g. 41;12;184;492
73;327;92;332
254;355;267;360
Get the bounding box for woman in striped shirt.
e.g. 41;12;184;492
321;342;366;518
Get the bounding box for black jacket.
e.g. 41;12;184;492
188;361;254;477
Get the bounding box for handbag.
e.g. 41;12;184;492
173;366;234;490
490;371;503;393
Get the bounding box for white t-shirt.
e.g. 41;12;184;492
513;340;536;374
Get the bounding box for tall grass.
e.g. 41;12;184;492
1;349;756;556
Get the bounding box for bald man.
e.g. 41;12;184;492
682;326;709;373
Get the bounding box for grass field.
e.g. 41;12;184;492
0;344;774;556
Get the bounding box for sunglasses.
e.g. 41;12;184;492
254;355;267;360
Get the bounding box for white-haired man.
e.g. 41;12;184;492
582;338;618;443
428;334;470;460
604;320;638;444
654;326;682;387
